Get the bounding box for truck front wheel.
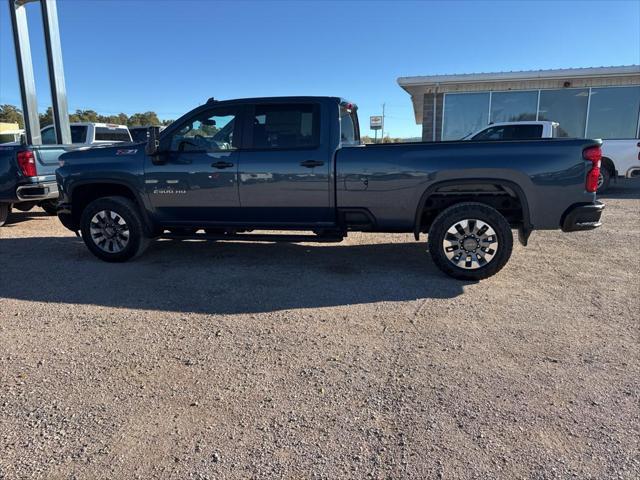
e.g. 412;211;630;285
80;196;149;262
428;202;513;280
596;167;611;193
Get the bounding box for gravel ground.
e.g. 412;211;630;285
0;180;638;480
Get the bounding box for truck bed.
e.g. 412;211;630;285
335;138;598;232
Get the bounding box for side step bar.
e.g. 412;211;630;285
160;232;345;243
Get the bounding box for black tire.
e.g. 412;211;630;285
80;196;149;262
13;201;37;212
428;202;513;280
40;200;58;215
0;204;10;227
596;167;611;193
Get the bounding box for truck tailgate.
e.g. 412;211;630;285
33;145;74;171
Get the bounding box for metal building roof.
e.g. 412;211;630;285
398;65;640;124
398;65;640;87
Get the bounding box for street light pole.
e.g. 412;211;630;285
381;103;385;143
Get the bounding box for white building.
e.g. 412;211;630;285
398;65;640;142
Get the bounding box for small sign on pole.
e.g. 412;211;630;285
370;115;383;130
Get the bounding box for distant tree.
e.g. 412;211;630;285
115;113;128;125
128;111;161;127
361;135;403;144
0;104;24;128
0;104;173;130
69;109;100;123
39;107;54;127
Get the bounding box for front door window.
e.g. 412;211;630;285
169;111;237;153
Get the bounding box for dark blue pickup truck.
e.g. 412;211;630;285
52;96;604;280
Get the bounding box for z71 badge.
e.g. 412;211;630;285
116;149;138;155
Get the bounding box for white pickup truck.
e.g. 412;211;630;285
41;122;132;145
465;121;640;192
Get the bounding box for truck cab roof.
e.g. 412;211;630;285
202;96;354;107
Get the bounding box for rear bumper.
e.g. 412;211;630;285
15;181;59;202
561;201;605;232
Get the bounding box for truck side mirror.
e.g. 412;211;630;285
145;126;161;156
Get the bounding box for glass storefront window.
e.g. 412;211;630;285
442;92;489;140
587;86;640;139
538;88;589;137
490;91;538;123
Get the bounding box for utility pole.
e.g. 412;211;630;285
381;103;385;143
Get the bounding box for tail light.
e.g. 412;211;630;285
583;145;601;193
17;150;37;177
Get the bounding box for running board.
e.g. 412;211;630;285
160;232;345;243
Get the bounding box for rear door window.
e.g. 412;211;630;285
340;106;359;145
472;126;505;140
248;104;319;149
472;124;543;140
506;124;543;139
40;125;87;144
94;127;131;142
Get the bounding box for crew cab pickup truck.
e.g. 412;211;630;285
0;123;133;226
55;96;604;280
465;121;640;192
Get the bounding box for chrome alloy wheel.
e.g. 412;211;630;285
89;210;130;253
596;172;604;189
442;218;498;270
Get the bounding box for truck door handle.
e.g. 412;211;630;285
211;161;234;169
300;160;324;168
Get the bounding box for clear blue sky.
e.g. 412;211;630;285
1;0;639;138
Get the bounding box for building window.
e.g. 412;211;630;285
442;92;489;140
490;91;538;123
538;88;589;137
587;86;640;139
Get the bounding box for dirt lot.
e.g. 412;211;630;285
0;181;638;479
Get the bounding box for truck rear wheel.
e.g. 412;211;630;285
0;204;10;227
80;196;149;262
40;200;58;216
428;202;513;280
13;202;37;212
